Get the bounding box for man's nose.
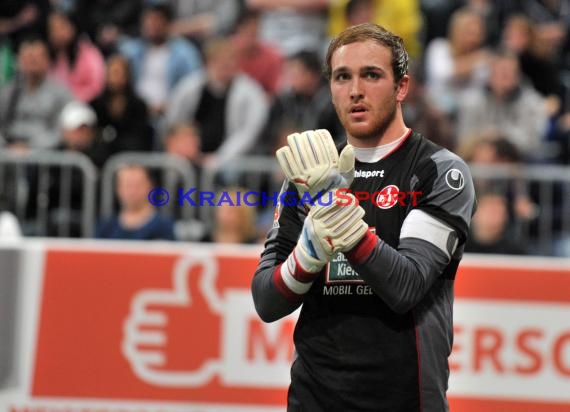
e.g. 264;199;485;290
350;78;364;100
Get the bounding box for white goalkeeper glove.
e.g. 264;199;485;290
292;192;369;273
276;129;355;202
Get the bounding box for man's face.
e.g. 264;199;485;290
48;13;75;50
232;18;258;52
106;56;129;92
116;167;153;210
165;127;200;161
473;194;508;240
330;40;407;144
453;14;485;53
142;10;169;45
489;56;519;98
18;41;50;80
62;125;94;151
285;59;320;96
207;47;238;86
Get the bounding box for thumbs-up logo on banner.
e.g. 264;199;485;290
122;252;296;388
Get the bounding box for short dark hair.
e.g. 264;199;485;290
234;8;260;29
324;23;409;83
346;0;373;19
117;163;158;187
144;2;173;21
288;50;323;75
492;136;521;163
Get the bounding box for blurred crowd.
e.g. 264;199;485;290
0;0;569;255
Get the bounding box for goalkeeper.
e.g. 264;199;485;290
251;23;476;412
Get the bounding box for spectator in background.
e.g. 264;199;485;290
464;0;520;47
161;122;209;241
90;54;153;155
58;100;110;169
47;9;106;102
502;14;562;117
328;0;422;58
419;0;462;47
461;133;539;224
424;7;491;115
457;50;548;160
461;132;523;164
163;122;202;165
501;13;568;163
0;0;51;50
519;0;570;68
0;36;72;150
119;3;202;120
246;0;329;57
72;0;143;56
465;190;527;255
0;39;16;87
231;8;284;99
24;101;108;237
202;187;260;244
167;0;242;47
1;0;51;88
262;50;343;154
403;62;455;151
502;13;534;56
96;164;175;240
165;37;269;167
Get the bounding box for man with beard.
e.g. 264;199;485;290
252;23;476;411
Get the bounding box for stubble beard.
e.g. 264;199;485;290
346;100;398;145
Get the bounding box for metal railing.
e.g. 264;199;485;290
1;149;569;255
0;150;97;237
199;155;283;230
469;164;570;255
200;157;570;256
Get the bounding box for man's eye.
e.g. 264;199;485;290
335;73;350;81
365;72;380;79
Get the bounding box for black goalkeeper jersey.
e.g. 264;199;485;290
252;131;476;412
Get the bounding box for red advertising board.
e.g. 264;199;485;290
33;248;295;406
0;242;568;411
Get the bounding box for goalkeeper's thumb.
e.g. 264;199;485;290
338;144;355;188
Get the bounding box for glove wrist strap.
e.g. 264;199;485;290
345;230;379;265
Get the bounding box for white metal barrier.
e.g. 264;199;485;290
1;150;569;255
469;164;570;255
0;150;97;237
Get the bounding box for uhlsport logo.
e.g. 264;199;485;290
354;169;385;179
445;168;465;190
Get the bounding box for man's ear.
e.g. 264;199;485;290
396;74;410;102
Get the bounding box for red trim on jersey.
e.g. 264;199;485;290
272;263;303;302
384;128;413;160
345;230;379;264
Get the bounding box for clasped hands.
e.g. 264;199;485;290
276;130;369;273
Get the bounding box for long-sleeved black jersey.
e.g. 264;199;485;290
252;131;476;412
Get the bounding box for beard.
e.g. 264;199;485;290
345;99;398;144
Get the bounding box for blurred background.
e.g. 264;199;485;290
1;2;570;411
